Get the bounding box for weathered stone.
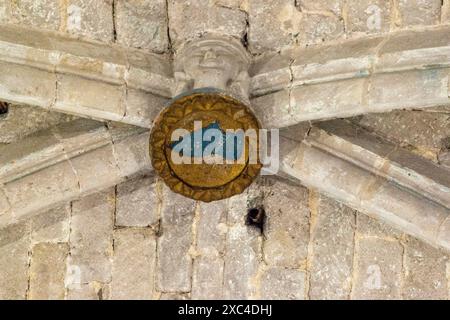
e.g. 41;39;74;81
224;191;262;299
351;238;403;299
347;0;391;34
3;160;79;220
66;283;106;300
111;228;156;300
123;89;167;128
398;0;441;26
353;110;450;162
69;189;114;284
8;0;61;30
357;213;402;239
191;200;228;299
443;0;450;21
0;61;56;108
296;0;344;15
248;0;302;54
66;0;114;42
157;186;195;292
111;132;152;178
263;178;310;268
260;267;306;300
309;194;355;300
116;175;159;227
0;222;30;299
29;243;68;300
55;74;126;122
192;256;224;300
368;69;449;114
297;14;344;46
69;144;121;193
31;205;70;243
403;236;448;299
0;105;74;145
168;0;246;48
115;0;168;53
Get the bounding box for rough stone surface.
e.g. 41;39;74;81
168;0;247;49
403;237;448;299
263;178;310;268
223;189;262;299
115;0;168;52
191;200;228;299
298;13;344;46
66;0;114;42
346;0;392;34
116;175;159;227
7;0;62;31
111;228;156;299
0;105;75;144
309;194;355;300
29;243;68;300
248;0;302;54
357;213;402;239
31;205;70;243
353;111;450;162
0;222;30;300
69;189;114;284
260;267;306;300
351;237;403;299
398;0;441;26
157;186;195;292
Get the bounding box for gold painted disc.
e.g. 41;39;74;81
150;90;262;202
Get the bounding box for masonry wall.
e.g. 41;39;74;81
0;175;448;300
0;0;450;300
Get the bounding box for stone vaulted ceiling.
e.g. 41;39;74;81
0;0;449;300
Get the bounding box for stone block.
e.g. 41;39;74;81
224;189;262;299
123;89;167;128
347;0;391;34
0;222;30;299
192;256;224;300
111;228;156;300
296;0;344;15
403;236;448;299
351;237;403;299
156;186;195;292
115;0;168;53
116;175;159;227
168;0;247;48
398;0;441;26
357;213;402;239
9;0;61;30
112;132;152;178
368;69;449;112
70;144;122;193
55;74;126;122
260;267;306;300
297;14;344;46
263;178;310;268
66;283;106;300
29;243;68;300
0;61;56;108
191;200;228;299
3;160;79;220
69;189;114;284
248;0;302;54
309;195;355;300
31;205;70;243
66;0;114;43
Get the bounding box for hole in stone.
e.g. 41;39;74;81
0;102;9;118
246;207;265;234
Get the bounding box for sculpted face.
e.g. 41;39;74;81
183;46;241;89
